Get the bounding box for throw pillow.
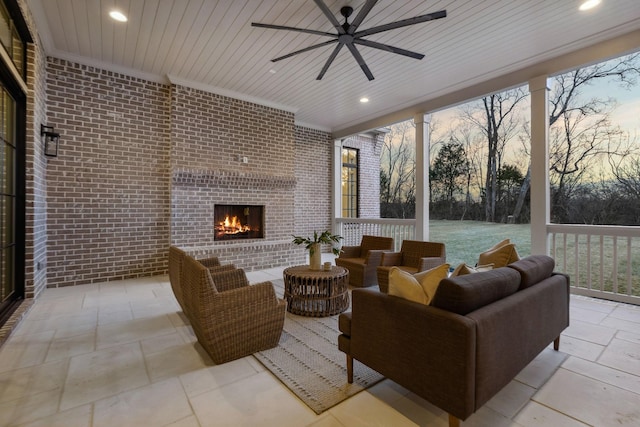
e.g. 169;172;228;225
450;263;494;277
478;242;520;268
414;263;450;304
388;267;428;304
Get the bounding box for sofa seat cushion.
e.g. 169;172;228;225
432;268;521;315
388;264;449;305
508;255;555;290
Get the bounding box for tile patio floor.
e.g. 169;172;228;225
0;259;639;426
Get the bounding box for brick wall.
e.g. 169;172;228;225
21;0;49;298
39;59;382;286
294;126;334;249
44;58;171;287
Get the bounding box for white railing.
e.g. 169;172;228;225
334;219;640;304
549;224;640;305
335;218;416;251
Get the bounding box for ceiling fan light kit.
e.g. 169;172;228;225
252;0;446;81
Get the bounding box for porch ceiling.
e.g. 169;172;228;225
27;0;640;133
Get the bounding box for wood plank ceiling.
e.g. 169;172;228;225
27;0;640;133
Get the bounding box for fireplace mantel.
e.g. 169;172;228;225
172;168;296;190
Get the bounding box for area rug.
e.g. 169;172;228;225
253;279;384;414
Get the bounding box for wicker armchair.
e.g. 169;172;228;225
168;246;236;316
376;240;447;293
181;253;286;364
335;235;394;287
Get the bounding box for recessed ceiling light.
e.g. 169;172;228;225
109;10;128;22
360;97;369;103
269;69;277;74
579;0;601;11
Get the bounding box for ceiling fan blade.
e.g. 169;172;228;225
348;0;378;34
272;39;338;62
251;22;334;38
355;10;446;38
313;0;345;34
317;43;345;80
353;39;424;60
346;43;374;81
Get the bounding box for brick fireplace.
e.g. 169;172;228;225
168;84;308;270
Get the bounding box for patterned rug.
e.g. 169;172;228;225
254;280;384;414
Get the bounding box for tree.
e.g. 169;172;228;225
547;53;640;222
380;121;416;218
459;88;528;222
430;141;468;217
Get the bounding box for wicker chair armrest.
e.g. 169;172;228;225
364;249;387;266
417;257;447;271
339;246;361;258
209;282;279;317
380;252;402;266
198;256;221;268
210;268;250;292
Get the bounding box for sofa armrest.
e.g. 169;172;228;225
379;252;402;266
364;249;387;266
466;273;569;409
348;289;476;421
339;245;361;258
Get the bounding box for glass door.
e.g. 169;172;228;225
0;82;20;320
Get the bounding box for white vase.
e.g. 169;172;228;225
309;243;322;271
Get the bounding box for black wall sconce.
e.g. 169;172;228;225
41;124;60;157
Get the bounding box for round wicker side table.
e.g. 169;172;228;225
283;265;349;317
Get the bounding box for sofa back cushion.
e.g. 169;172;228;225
431;268;521;315
508;255;555;290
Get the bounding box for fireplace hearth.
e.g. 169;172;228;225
214;204;264;241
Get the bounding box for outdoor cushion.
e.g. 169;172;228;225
508;254;555;290
450;263;494;277
478;241;519;267
388;264;449;305
432;267;521;315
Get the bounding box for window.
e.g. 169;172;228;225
341;148;358;218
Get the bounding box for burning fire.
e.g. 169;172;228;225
216;215;252;235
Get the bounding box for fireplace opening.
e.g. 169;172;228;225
214;204;264;240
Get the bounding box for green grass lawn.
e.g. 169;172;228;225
428;220;639;297
429;220;531;267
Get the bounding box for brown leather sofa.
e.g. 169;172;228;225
338;255;569;427
335;235;394;287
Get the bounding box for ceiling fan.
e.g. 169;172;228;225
251;0;446;81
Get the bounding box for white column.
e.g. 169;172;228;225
332;139;343;237
414;113;431;240
528;76;550;255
